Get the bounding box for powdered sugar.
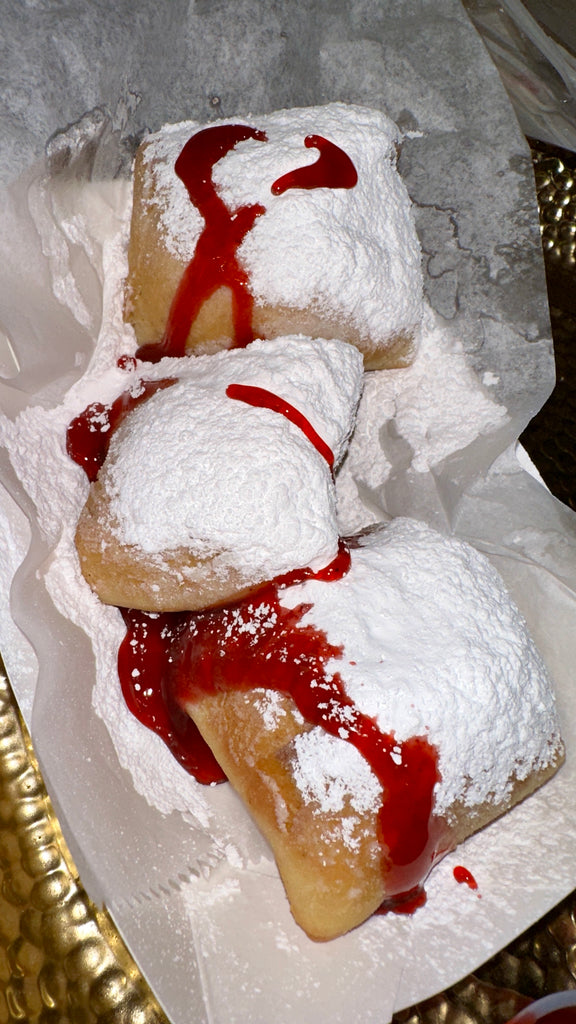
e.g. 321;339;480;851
144;103;423;353
103;336;363;580
292;729;382;819
336;305;508;534
253;689;303;732
281;518;561;817
141;120;203;261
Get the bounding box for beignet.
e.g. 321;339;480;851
73;336;364;611
124;103;423;367
171;518;564;940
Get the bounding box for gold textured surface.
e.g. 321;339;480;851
535;147;576;274
1;139;575;1023
521;141;576;512
0;662;167;1023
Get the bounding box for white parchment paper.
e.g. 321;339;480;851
1;2;576;1023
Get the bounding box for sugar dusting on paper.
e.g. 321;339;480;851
336;303;509;534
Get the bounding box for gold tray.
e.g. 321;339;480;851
1;139;575;1024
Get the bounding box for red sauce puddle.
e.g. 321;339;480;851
136;125;358;363
116;546;352;789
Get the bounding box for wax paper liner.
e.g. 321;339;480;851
1;2;576;1022
465;0;576;152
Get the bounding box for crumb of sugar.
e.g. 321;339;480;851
253;689;304;731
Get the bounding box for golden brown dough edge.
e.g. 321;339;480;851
123;142;417;370
74;478;262;612
183;688;565;941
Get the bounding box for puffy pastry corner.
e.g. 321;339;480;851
184;689;563;942
185;690;388;942
74;476;258;612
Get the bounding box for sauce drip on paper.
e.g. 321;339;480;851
453;865;479;891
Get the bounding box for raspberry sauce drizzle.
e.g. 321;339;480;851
271;134;358;195
136;124;267;363
66;374;174;482
226;382;335;469
116;543;350;787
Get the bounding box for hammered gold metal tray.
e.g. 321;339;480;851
1;139;575;1024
